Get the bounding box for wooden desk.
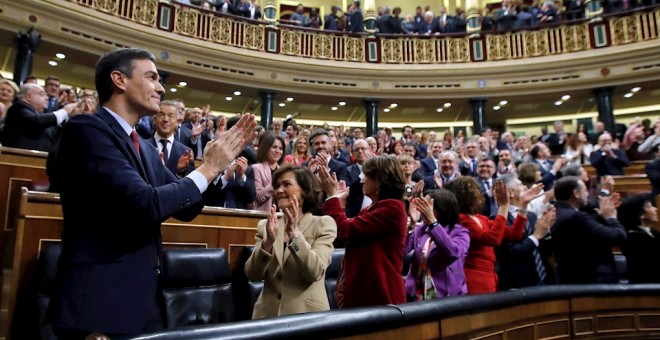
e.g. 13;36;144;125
584;160;649;178
612;174;652;196
3;189;266;339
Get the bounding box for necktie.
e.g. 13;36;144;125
525;219;547;282
160;139;169;165
130;130;140;156
471;158;477;174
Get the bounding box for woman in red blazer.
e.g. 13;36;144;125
445;176;540;294
319;155;408;308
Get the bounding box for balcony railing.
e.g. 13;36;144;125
67;0;659;64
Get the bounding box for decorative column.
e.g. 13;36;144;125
584;0;603;20
363;0;378;36
465;0;481;35
13;27;41;86
365;98;379;137
259;90;277;129
594;87;615;133
262;0;278;23
470;97;487;135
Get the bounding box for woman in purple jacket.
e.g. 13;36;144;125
405;189;470;301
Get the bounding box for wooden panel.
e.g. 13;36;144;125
596;314;636;333
507;324;534;340
574;317;595;336
538;319;571;339
338;322;440;340
639;313;660;330
584;160;649;178
571;296;660;312
612;174;651;196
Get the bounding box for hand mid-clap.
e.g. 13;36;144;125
262;205;278;253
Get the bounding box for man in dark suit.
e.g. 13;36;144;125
49;48;256;338
458;140;480;177
422;150;461;191
376;6;401;34
476;157;498;218
344;139;373;217
590;133;629;178
1;83;77;152
530;142;566;190
551;176;626;284
348;1;364;33
419;140;444;177
147;101;195;177
546;121;567;155
497;174;555;290
324;6;340;30
203;156;256;209
305;129;348;183
44;76;61;113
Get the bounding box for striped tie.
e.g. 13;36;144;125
526;219;547;282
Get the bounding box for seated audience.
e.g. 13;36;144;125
552;176;626;283
619;194;660;284
319;155;407;308
245;165;337;318
252;132;285;211
2;83;77;152
445;177;533;294
405;189;470;301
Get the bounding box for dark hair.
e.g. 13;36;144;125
428;189;460;228
226;115;241;130
617;194;653;230
445;177;484;215
95;48;156;105
256;132;285;164
401;125;414;133
362;155;406;201
288;122;299;133
272;165;323;214
530;144;541;159
45;76;60;84
554;176;581;201
308;128;329;145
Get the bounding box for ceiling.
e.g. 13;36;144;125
1;27;658;129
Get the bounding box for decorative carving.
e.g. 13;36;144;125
174;7;198;37
133;0;157;26
313;34;333;59
244;25;264;50
415;39;435;63
281;30;301;55
210;17;231;44
381;39;402;63
564;23;589;51
487;34;511;60
93;0;118;14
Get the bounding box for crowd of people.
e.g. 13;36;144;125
173;0;656;35
1;48;659;338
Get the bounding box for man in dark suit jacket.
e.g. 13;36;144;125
476;157;498;218
497;174;554;290
1;83;77;152
419;140;444;177
203;156;256;209
344;139;372;217
551;176;626;284
147;101;195;177
530;142;566;190
590;133;629;178
49;48;256;338
304;129;348;183
458;140;480;177
324;6;340;30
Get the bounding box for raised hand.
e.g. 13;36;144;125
317;164;338;196
235;156;248;178
533;207;555;239
283;196;301;239
176;150;194;174
198;113;256;182
494;180;510;206
336;179;349;201
415;196;436;225
520;183;544;206
411;180;424;198
408;198;421;224
596;195;617;219
433;173;443;189
262;205;278;252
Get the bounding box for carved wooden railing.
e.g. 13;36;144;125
66;0;659;63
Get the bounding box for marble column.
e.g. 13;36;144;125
365;98;380;137
259;90;277;129
470;97;487;135
593;87;615;133
13;27;41;86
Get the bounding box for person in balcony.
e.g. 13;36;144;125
405;189;470;301
324;6;340;30
494;0;517;31
290;4;310;27
245;165;337;318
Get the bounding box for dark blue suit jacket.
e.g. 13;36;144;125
419;157;437;177
551;201;626;284
49;108;204;335
147;137;195;177
345;164;364;218
532;158;558;190
203;167;256;209
497;212;553;289
589;149;629;177
477;177;498;218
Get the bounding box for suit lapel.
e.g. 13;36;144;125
97;109;148;180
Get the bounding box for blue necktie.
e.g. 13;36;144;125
160;139;169;165
525;219;547;282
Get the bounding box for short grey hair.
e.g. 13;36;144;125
498;173;519;189
17;83;42;101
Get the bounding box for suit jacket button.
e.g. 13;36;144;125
277;293;282;300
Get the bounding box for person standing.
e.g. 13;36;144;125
49;48;256;338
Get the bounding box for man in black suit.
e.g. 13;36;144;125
476;157;498;218
376;6;401;34
324;6;340;30
148;100;195;177
1;83;77;152
305;129;348;183
203;156;256;209
458;140;480;177
551;176;626;284
344;139;373;217
422;150;461;191
497;174;555;290
49;48;256;338
44;76;61;113
419;140;444;177
530;142;566;190
546;121;567;155
590;133;629;178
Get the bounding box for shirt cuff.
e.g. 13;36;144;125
188;170;209;194
53;109;68;125
324;195;342;202
218;174;229;188
527;235;540;247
